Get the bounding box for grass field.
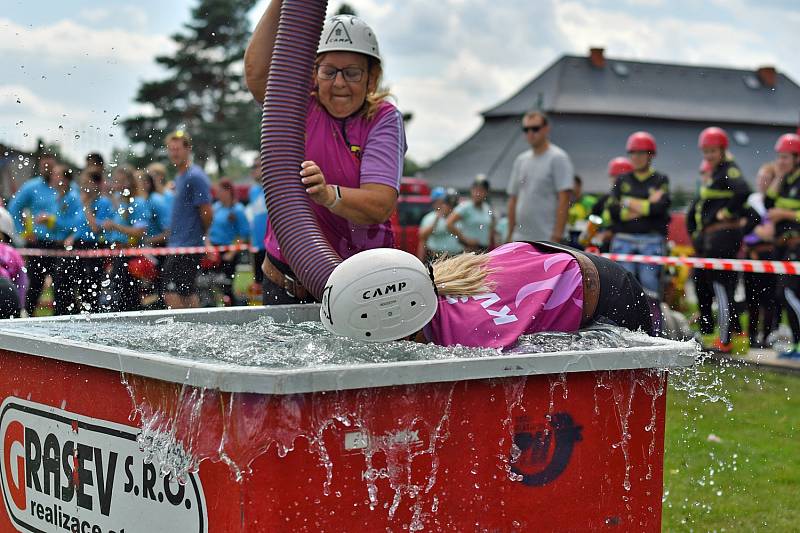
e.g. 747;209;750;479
663;361;800;531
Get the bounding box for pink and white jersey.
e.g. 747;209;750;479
424;242;584;349
265;96;406;262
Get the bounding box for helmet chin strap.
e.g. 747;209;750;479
426;262;439;296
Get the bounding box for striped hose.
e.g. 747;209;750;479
259;0;335;300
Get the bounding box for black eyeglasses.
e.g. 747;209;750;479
521;125;544;134
316;64;365;82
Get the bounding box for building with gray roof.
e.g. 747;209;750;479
422;49;800;196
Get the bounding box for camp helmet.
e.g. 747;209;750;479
317;15;381;62
607;157;634;177
625;131;657;154
320;248;438;342
698;127;729;150
775;133;800;155
0;207;21;246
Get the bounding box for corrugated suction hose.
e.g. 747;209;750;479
260;0;335;300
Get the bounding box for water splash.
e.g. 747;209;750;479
122;373;457;528
12;316;499;368
669;348;733;412
7;316;709;529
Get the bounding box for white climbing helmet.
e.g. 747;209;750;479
317;14;381;62
0;207;21;246
320;248;438;342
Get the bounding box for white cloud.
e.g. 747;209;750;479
0;16;172;65
553;2;792;73
0;85;91;122
625;0;664;6
335;0;564;162
78;6;149;29
0;84;120;164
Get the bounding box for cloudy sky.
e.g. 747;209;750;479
1;0;798;168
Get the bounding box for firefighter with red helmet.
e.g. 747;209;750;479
583;157;634;251
687;127;755;353
764;133;800;357
606;132;671;298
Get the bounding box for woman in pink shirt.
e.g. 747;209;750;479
245;6;405;305
0;207;28;318
321;242;661;350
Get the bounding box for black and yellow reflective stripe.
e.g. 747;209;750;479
776;197;800;210
699;187;734;200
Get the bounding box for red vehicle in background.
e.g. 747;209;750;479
211;182;251;204
391;177;432;254
667;211;692;249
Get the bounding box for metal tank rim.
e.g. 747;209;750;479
0;306;697;395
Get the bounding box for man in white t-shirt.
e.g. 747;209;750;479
506;111;574;243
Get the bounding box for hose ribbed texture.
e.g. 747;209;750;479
260;0;335;300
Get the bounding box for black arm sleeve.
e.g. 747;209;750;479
607;179;622;223
649;175;671;218
724;177;752;216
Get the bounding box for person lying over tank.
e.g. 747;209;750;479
321;241;669;349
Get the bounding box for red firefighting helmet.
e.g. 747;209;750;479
698;127;729;150
626;131;657;154
608;157;634;177
775;133;800;155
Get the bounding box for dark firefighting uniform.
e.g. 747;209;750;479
686;159;753;345
764;166;800;346
606;170;671;296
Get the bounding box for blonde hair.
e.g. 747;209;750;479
147;162;167;179
431;252;495;297
164;131;192;149
363;59;391;120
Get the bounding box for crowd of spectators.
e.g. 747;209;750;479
0;132;266;317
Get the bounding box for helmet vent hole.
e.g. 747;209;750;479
361;313;368;319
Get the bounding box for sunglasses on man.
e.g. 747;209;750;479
521;125;544;133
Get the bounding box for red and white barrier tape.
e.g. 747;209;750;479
16;243;254;258
15;245;800;275
602;253;800;275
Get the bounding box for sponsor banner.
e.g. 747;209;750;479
0;398;207;533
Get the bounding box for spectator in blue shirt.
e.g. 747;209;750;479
162;131;213;309
8;156;82;315
65;169;114;312
246;161;268;297
135;170;171;246
100;165;151;312
146;162;175;209
142;163;174;308
210;178;250;305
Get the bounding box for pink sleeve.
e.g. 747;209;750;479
359;104;406;191
12;249;27;308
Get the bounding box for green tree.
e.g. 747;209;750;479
122;0;260;174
